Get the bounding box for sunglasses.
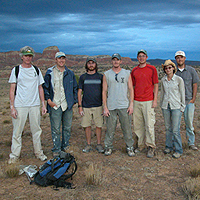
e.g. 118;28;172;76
115;74;119;82
165;66;173;70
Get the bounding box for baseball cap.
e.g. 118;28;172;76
137;49;147;56
55;52;66;58
175;50;186;58
86;57;97;63
112;53;121;60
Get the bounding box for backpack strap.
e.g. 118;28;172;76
15;65;39;79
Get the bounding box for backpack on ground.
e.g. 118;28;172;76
34;152;77;189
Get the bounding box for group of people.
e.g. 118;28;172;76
8;46;199;164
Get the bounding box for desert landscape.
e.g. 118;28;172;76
0;46;200;200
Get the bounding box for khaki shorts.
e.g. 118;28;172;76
81;106;103;128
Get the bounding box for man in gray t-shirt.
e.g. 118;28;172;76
175;50;200;150
102;53;135;157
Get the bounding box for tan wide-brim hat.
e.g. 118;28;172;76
162;59;177;73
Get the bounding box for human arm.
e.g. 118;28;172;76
39;85;47;115
9;83;17;119
102;74;110;117
160;81;164;107
179;78;185;112
78;88;84;116
127;74;134;115
152;83;158;108
190;83;198;103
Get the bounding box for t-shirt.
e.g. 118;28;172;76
131;64;159;101
78;72;103;108
104;68;130;110
8;65;44;107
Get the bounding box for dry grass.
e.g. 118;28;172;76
3;119;11;124
85;162;102;186
182;177;200;200
4;163;20;178
190;165;200;178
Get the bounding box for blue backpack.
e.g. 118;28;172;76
34;152;77;189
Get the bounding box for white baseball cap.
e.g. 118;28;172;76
175;50;186;58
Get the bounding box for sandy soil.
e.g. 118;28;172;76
0;75;200;200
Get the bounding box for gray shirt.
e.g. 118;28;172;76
104;68;130;110
160;74;185;112
176;65;200;104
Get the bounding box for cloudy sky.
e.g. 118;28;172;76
1;0;200;60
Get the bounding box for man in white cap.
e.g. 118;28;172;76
175;50;200;150
43;51;78;156
8;46;47;164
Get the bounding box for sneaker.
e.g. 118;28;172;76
172;152;181;159
134;148;140;153
104;148;112;156
83;145;92;153
36;154;47;161
164;148;171;154
8;157;19;164
127;146;135;157
147;147;155;158
96;144;104;153
189;145;198;151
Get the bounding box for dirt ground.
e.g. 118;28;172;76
0;75;200;200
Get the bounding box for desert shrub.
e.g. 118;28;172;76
0;154;3;159
85;163;102;185
5;163;20;178
182;177;200;200
3;120;11;124
190;165;200;178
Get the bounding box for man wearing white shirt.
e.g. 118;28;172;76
8;46;47;164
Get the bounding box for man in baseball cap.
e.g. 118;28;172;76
175;50;200;150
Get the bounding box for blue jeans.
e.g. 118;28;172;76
49;107;73;153
184;103;195;146
162;104;183;154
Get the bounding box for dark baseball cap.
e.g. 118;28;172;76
112;53;121;60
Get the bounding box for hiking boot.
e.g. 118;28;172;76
83;145;92;153
36;154;47;161
189;145;198;151
164;148;171;154
127;146;135;157
8;157;19;164
172;152;181;159
96;144;104;153
104;148;112;156
147;147;155;158
134;148;140;153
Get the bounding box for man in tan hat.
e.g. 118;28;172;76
8;46;47;164
175;51;200;150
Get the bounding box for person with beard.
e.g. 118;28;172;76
103;53;135;156
175;50;200;150
78;57;104;153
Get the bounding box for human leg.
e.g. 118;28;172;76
49;107;62;153
29;106;45;158
9;107;28;159
143;101;156;148
171;108;183;154
133;101;145;150
104;109;117;150
118;108;134;148
184;103;195;146
162;106;173;152
61;108;73;150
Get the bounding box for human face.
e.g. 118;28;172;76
87;60;96;72
175;55;186;67
137;53;148;65
56;56;66;67
164;65;174;75
21;55;33;65
112;57;121;68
